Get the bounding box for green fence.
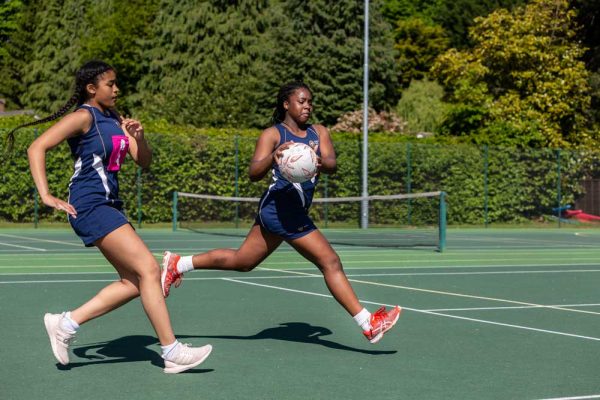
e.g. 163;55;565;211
2;128;599;227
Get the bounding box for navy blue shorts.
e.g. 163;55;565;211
69;204;130;247
255;191;317;240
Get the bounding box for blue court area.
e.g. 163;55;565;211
0;228;599;400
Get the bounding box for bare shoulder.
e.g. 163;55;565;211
311;124;330;137
64;108;93;132
260;125;280;138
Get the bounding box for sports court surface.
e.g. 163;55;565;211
1;227;599;400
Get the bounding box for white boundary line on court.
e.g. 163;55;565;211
426;303;600;312
2;269;599;341
258;267;600;317
0;241;46;251
0;233;81;247
3;267;600;277
223;278;600;342
534;395;600;400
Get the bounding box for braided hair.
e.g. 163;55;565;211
271;81;313;125
5;60;114;152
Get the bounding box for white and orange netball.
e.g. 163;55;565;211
279;143;318;183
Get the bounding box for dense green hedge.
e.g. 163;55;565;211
1;125;596;226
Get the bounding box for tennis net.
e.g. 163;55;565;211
172;191;447;251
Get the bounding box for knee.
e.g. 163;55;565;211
136;259;161;282
319;255;343;274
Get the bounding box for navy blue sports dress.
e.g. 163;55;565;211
255;123;321;240
67;104;130;246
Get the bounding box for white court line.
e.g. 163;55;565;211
223;278;600;342
0;242;46;251
258;267;600;316
0;233;81;247
3;267;600;277
534;395;600;400
0;264;112;269
427;304;600;312
0;278;116;284
2;273;599;341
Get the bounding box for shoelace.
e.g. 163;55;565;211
57;330;75;346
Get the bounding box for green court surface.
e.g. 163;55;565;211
1;227;599;400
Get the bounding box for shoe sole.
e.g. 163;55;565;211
44;313;68;365
369;306;402;344
160;251;171;298
163;345;213;374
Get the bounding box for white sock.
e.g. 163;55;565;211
161;340;180;360
353;308;372;331
177;256;194;274
61;311;79;332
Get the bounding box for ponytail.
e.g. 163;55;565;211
4;60;114;153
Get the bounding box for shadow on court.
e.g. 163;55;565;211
58;335;213;373
180;322;397;355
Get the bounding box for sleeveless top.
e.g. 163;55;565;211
66;104;129;212
266;123;321;209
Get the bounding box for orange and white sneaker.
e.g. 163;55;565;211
363;306;402;344
161;251;183;298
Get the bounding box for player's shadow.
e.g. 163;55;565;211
57;335;212;373
180;322;397;355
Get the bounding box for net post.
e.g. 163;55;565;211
406;142;412;225
172;191;178;231
556;149;561;228
34;128;39;228
483;145;489;227
234;135;240;228
137;166;142;228
438;191;447;252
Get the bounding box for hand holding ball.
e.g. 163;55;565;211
278;143;318;183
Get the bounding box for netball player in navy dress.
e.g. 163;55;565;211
19;60;211;373
161;82;401;344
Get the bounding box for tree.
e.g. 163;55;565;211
381;0;527;48
268;0;398;125
18;0;86;113
0;0;23;63
0;0;31;109
393;17;449;87
136;0;277;127
79;0;160;114
432;0;594;148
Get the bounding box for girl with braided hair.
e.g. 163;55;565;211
21;60;211;373
161;81;401;344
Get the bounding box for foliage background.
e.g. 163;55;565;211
1;0;600;225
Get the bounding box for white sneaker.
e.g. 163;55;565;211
44;313;76;365
163;343;212;374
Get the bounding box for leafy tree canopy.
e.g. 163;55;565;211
432;0;594;148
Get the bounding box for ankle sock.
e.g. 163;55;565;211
161;340;180;359
61;311;80;332
177;256;194;274
353;308;372;331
